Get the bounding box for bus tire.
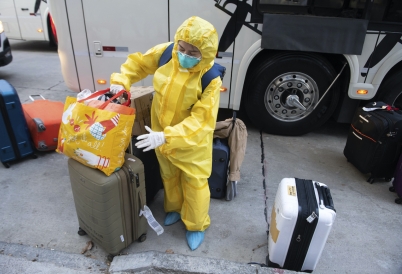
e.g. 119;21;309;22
376;69;402;107
245;52;340;136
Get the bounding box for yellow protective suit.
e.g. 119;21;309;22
110;16;220;232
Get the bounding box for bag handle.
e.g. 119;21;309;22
77;88;109;102
77;88;131;108
98;90;130;109
29;95;46;101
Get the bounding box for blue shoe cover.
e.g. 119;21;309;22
164;212;181;226
186;231;205;251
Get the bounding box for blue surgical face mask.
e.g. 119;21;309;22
177;51;201;69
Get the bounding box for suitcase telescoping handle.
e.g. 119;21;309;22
315;182;336;212
29;95;46;101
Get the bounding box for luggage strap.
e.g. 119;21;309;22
158;43;226;92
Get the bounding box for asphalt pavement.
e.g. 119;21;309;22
0;40;401;273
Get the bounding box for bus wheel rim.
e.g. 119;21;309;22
264;72;319;122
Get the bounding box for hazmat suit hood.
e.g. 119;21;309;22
173;16;218;72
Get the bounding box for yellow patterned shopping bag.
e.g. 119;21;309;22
56;90;135;176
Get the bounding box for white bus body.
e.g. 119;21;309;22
49;0;402;135
0;0;57;45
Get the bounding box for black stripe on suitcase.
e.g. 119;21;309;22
284;179;319;271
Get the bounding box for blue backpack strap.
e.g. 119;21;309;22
201;63;226;92
158;43;174;67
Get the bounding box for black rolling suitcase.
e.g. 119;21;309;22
129;137;163;203
0;80;36;168
209;138;230;199
343;102;402;183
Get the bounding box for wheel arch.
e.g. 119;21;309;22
372;51;402;88
47;12;58;46
372;60;402;105
41;6;51;41
236;44;350;110
232;39;263;110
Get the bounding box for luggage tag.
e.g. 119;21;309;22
139;205;164;236
306;212;318;223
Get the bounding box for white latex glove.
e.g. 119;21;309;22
109;84;125;94
135;126;166;152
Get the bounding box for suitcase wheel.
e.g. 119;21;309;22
395;198;402;204
77;227;87;236
389;186;395;192
2;162;10;168
367;177;374;184
32;154;38;159
138;233;147;242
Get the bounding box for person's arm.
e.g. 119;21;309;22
161;76;221;151
110;42;172;91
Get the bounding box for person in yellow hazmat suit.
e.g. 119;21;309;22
109;16;221;251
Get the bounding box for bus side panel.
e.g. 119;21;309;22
228;5;262;110
355;32;382;84
65;0;96;91
0;0;22;40
14;0;45;40
50;0;94;92
169;0;235;109
48;1;79;92
82;0;169;91
364;32;402;85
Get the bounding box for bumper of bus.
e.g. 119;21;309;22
0;38;13;67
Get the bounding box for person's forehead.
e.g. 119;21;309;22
179;41;199;51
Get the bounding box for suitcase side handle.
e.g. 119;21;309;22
29;95;46;101
315;182;336;212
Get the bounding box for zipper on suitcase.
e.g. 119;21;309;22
284;179;319;271
123;165;141;241
118;166;132;248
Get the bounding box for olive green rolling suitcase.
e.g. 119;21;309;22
67;153;148;259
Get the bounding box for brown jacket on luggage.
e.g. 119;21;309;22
213;117;247;182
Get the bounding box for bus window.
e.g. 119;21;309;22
313;0;345;17
383;0;402;22
314;0;344;9
349;0;388;21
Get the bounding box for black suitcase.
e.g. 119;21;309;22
129;136;163;203
343;102;402;183
209;138;230;199
0;80;36;168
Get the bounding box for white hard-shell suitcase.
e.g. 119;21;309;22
267;178;336;272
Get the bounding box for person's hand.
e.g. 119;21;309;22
109;84;125;94
135;126;166;152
